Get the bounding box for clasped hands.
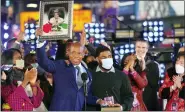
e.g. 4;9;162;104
21;68;38;88
172;75;182;90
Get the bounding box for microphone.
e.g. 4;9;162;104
81;73;88;82
81;73;88;111
81;73;88;96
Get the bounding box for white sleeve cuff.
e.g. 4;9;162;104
15;40;21;44
36;40;46;48
96;99;102;104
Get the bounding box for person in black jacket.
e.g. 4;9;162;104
121;39;160;111
89;45;134;111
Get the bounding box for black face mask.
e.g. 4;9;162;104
87;61;98;70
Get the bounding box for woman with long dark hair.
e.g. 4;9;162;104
122;54;148;111
1;48;44;111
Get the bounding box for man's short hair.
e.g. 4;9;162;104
135;38;149;48
95;45;111;57
67;42;85;52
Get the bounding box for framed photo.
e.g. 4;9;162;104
39;0;73;40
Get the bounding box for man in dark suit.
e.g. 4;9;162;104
35;28;103;111
120;39;160;110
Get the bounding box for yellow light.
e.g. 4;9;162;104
173;24;181;28
73;4;83;10
20;12;39;32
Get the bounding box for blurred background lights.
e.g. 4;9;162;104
159;27;163;31
114;50;119;54
154;32;159;36
84;24;88;28
119;49;124;54
159;21;163;25
143;32;148;37
143;21;147;26
115;55;119;59
159;32;163;36
154;21;158;25
125;49;130;53
4;23;9;30
30;23;35;28
95;28;100;33
30;34;35;39
95;23;99;27
149;32;153;37
4;33;9;39
159;37;164;41
154;26;158;31
125;44;129;48
130;44;135;48
100;23;104;27
100;39;105;42
148;21;153;26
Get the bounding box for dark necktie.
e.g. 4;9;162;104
75;66;83;89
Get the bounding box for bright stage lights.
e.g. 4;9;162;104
148;21;153;26
143;21;147;26
149;32;153;37
154;27;158;31
119;49;124;54
125;49;130;53
159;32;163;36
90;28;94;33
130;44;135;48
125;44;129;48
4;33;9;39
143;32;148;37
115;55;119;60
159;27;163;31
4;23;9;30
95;40;100;44
95;34;100;38
100;23;104;27
95;28;100;33
154;32;159;36
142;20;164;45
154;21;158;26
30;23;35;28
159;37;164;41
25;29;29;34
159;21;163;25
84;23;105;46
30;34;35;39
148;37;153;42
100;39;105;42
114;50;119;54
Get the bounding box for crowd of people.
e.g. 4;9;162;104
1;27;185;111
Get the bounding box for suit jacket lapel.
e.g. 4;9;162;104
81;63;92;87
68;64;78;90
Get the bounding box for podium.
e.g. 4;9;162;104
101;106;122;111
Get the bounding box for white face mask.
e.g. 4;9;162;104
175;64;184;74
31;63;39;68
101;58;113;70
